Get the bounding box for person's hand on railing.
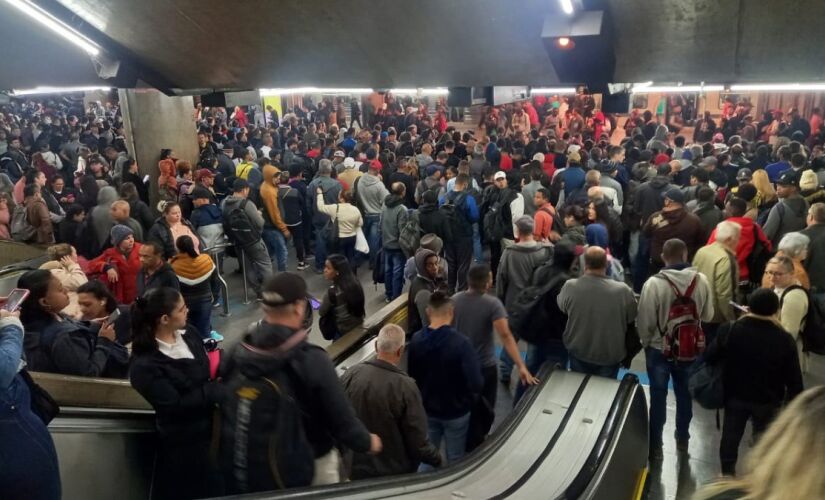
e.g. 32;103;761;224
518;366;539;386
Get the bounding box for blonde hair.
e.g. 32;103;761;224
46;243;73;261
694;386;825;500
751;169;777;203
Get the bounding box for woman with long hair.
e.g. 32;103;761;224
319;254;366;340
751;169;777;208
157;148;178;202
129;287;222;499
76;280;131;345
17;269;128;377
694;386;825;499
169;235;216;340
146;201;203;260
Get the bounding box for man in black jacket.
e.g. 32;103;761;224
705;288;803;476
342;324;441;478
136;240;180;296
222;273;382;487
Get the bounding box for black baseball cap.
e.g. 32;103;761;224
776;170;799;187
261;272;308;307
232;178;250;192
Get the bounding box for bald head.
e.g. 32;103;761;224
391;181;406;196
110;199;130;221
584;246;607;273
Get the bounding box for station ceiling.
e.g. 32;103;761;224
1;0;824;93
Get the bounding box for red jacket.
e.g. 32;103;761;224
707;216;772;281
542;155;556;179
88;242;143;304
500;153;513;172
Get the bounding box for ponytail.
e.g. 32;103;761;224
175;235;198;258
130;287;181;356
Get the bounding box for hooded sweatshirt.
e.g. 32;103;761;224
496;241;551;307
381;194;407;250
407;324;483;419
762;194;809;248
357;173;389;215
90;186;119;248
646;125;669;153
633;176;676;224
407;249;443;335
636;266;715;350
259;165;289;234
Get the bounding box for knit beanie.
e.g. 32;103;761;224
110;224;134;247
748;288;779;316
799;170;819;192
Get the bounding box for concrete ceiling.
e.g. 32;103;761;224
607;0;825;83
46;0;561;89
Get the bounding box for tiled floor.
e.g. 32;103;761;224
211;253;825;499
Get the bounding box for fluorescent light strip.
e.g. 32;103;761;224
389;88;449;95
530;87;578;95
10;85;111;96
260;87;373;96
730;83;825;92
5;0;100;56
631;85;724;94
559;0;574;15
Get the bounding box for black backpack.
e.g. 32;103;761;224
223;199;260;248
440;192;470;241
219;326;315;493
508;268;568;344
483;190;512;243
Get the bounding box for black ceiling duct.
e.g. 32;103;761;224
541;10;615;92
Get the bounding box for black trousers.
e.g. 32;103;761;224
720;398;779;475
446;240;473;293
290;223;306;262
466;365;498;453
490;240;503;282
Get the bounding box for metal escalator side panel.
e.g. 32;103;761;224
578;379;649;500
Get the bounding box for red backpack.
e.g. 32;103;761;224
657;273;705;362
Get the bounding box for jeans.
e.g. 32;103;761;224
445;240;473;293
568;354;620;379
363;214;381;269
241;241;273;295
0;375;61;500
314;222;330;272
262;228;289;272
419;412;471;471
720;399;778;475
384;248;406;301
290;223;306;263
515;339;568;402
466;365;498;452
472;223;482;263
499;345;515;383
633;233;651;293
336;235;356;268
645;347;693;448
186;297;213;339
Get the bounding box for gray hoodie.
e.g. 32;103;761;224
495;241;552;308
636;267;714;351
357;173;389;215
223;194;264;233
763;194;809;248
381;194;407;250
646;125;669;153
90;186;119;248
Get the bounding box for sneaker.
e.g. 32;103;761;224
209;331;224;342
384;297;392;304
296;262;309;271
676;437;689;453
212;298;223;309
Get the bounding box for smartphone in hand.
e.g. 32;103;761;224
2;289;30;312
104;308;121;326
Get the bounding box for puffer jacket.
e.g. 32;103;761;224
170;252;215;303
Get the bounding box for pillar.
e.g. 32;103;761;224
119;89;198;211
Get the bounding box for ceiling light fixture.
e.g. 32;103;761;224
559;0;574;15
5;0;101;56
10;85;111;96
389;88;449;96
259;87;373;96
630;84;724;94
730;83;825;92
530;87;578;95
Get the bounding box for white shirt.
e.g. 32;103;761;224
156;330;195;360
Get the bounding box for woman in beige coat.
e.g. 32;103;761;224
39;243;88;318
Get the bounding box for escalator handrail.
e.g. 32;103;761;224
238;363;558;499
560;373;641;499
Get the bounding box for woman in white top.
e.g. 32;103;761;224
767;255;809;372
316;187;363;267
129;287;222;499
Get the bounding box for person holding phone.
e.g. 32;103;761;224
0;305;61;499
129;287;223;499
18;269;129;378
76;281;131;345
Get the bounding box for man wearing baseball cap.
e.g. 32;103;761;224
643;187;705;275
332;149;347;173
219;272;382;490
194;168;217;204
763;170;809;247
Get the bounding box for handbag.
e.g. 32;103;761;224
689;322;732;410
19;369;60;424
326;204;340;251
355;227;369;254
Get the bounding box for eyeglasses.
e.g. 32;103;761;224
765;270;787;277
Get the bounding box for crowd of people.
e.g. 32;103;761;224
2;92;825;499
